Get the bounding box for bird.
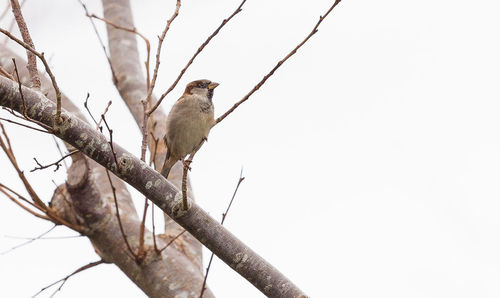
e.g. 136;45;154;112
160;79;219;179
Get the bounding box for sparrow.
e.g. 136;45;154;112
160;79;219;179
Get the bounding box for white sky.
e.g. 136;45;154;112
1;0;500;297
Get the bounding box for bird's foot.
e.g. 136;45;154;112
182;159;192;171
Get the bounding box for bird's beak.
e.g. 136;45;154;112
208;82;219;90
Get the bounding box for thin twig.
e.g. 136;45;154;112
199;169;245;297
0;182;48;213
137;104;148;262
159;229;186;253
0;117;51;133
136;4;183;255
0;124;83;232
32;260;104;298
77;0;118;84
89;13;150;51
0;27;63;122
0;186;50;221
9;0;40;88
30;150;78;172
11;58;28;118
100;116;136;259
105;169;136;259
101;115;119;171
221;168;245;225
215;0;343;125
0;65;14;80
4;234;82;240
145;0;181;108
137;195;148;262
149;133;159;167
0;121;49;210
52;136;69;171
151;202;159;253
95;100;111;129
147;0;247;115
1;107;53;132
140;100;148;161
12;58;53;132
88;13;151;85
83;93;98;127
0;224;55;255
149;134;160;253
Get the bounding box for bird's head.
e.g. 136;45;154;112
184;79;219;100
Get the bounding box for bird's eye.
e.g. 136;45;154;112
197;83;206;88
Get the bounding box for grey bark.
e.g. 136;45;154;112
0;76;307;297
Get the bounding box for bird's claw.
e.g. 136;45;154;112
182;159;192;171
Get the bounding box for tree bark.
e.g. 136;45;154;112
0;75;307;297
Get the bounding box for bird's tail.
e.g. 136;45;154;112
160;157;177;179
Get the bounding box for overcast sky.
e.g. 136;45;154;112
1;0;500;297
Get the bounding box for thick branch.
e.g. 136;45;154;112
56;153;211;297
0;76;307;298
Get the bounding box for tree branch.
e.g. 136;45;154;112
9;0;40;88
215;0;342;125
0;75;306;297
147;0;247;115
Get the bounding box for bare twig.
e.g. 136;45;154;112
52;136;69;171
5;234;82;240
0;185;50;221
105;169;136;259
0;65;14;80
101;115;119;171
0;27;63;122
137;4;182;253
1;117;84;232
30;150;78;172
89;13;150;52
0;183;47;212
140;101;148;161
12;58;27;118
151;202;159;253
145;0;181;108
95;100;112;129
137;195;148;262
147;0;247;115
88;13;151;85
199;169;245;297
2;106;53;132
149;134;160;252
83;93;98;127
32;260;104;297
0;117;51;133
215;0;343;125
9;0;40;88
149;133;159;167
0;120;49;210
77;0;118;84
0;224;56;255
221;168;245;224
159;229;186;253
100;116;136;259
